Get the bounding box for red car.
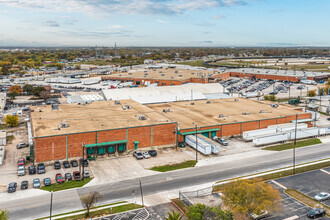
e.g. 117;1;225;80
55;173;64;184
18;158;25;166
73;171;81;181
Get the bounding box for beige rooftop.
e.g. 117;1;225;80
31;100;173;137
107;68;223;81
148;98;305;129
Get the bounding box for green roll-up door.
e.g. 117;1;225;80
202;132;210;138
118;144;126;152
108;146;115;153
211;131;217;139
98;147;105;154
87;148;95;155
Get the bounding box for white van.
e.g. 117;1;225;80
17;110;23;116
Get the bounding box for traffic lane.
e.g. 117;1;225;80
275;169;330;206
323;167;330;173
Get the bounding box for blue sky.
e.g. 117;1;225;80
0;0;329;47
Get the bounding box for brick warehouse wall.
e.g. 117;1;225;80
34;123;176;162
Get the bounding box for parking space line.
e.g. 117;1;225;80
320;169;330;175
283;215;299;220
271;180;287;189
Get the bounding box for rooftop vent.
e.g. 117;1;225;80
122;105;131;110
175;70;178;74
234;99;239;102
270;104;279;108
163;108;171;113
138;115;147;120
218;114;225;118
128;73;132;75
61;122;69;128
161;74;165;76
242;112;248;115
191;102;195;105
260;110;265;113
39;110;42;112
115;101;121;105
51;104;59;110
206;101;211;104
179;75;182;77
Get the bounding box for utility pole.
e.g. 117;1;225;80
82;144;85;181
50;190;53;220
293;114;298;175
139;180;144;207
195;124;198;162
288;86;291;101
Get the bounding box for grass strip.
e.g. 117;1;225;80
150;160;197;172
40;178;92;192
35;201;127;220
262;139;322;151
213;160;330;192
56;204;143;220
285;189;330;217
171;198;188;214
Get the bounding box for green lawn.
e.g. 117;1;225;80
40;178;92;192
262;139;322;151
56;203;143;220
151;160;197;172
178;60;208;67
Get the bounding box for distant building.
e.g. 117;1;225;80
0;93;6;111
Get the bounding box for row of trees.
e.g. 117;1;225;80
8;84;47;100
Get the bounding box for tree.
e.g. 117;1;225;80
0;209;9;220
4;115;19;127
186;203;232;220
32;86;46;97
307;89;317;97
222;178;281;220
40;91;50;101
164;210;184;220
80;191;103;216
8;91;19;100
23;84;34;95
9;85;22;94
74;65;81;70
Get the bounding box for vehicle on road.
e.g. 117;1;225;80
307;208;326;218
80;159;88;167
73;171;81;181
54;161;61;170
55;173;64;183
314;192;330;201
18;158;25;166
8;182;17;193
18;165;25;176
16;143;29;149
142;152;150;159
33;178;41;188
65;173;72;181
37;163;45;174
43;178;51;186
21;181;28;190
148;150;157;157
83;170;90;178
70;160;78;167
28;165;36;175
63;161;70;168
133;151;143;160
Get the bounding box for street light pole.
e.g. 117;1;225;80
82;144;85;181
293;114;298;175
139;180;144;207
50;190;53;220
195;124;198;162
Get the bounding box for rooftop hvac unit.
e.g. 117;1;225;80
270;104;279;108
206;101;211;104
51;104;59;110
159;71;162;73
138;115;147;120
61;122;69;128
179;75;182;77
191;102;195;105
234;99;239;102
218;114;225;118
115;101;121;105
175;70;178;74
129;73;132;75
260;110;265;113
242;112;248;115
191;72;195;74
161;74;165;76
163;108;171;113
122;106;127;110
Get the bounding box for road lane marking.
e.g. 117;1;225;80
283;215;299;220
320;169;330;175
271;180;287;189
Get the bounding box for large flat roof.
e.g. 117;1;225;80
104;68;223;81
31;100;173;137
147;98;305;129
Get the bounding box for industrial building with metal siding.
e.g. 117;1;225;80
30;97;312;162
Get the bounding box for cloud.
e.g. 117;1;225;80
190;40;214;44
212;14;226;19
156;19;168;23
44;20;59;27
0;0;253;16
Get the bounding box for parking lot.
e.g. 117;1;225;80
266;168;330;220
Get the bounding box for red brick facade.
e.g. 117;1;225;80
229;72;315;82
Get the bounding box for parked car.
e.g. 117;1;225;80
43;178;51;186
307;208;326;218
33;178;41;188
18;158;25;166
83;170;90;178
8;182;17;193
55;173;64;183
18;165;25;176
314;192;330;201
70;160;78;167
21;181;28;190
73;171;81;181
37;163;45;174
217;138;228;146
65;173;72;181
28;165;36;175
327;118;330;121
142;152;150;159
54;161;61;170
63;161;70;168
148;150;157;157
80;159;88;167
133;151;143;160
250;210;269;220
16;143;29;149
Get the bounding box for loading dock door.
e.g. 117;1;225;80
108;146;116;154
87;148;95;155
98;147;105;155
118;144;126;153
211;131;217;139
202;132;210;138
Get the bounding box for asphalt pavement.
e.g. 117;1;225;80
1;143;329;220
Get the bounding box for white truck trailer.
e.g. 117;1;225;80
185;135;212;155
288;127;319;140
253;133;289;146
242;91;263;98
197;134;221;154
243;127;277;141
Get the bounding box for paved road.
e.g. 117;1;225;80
1;143;330;220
